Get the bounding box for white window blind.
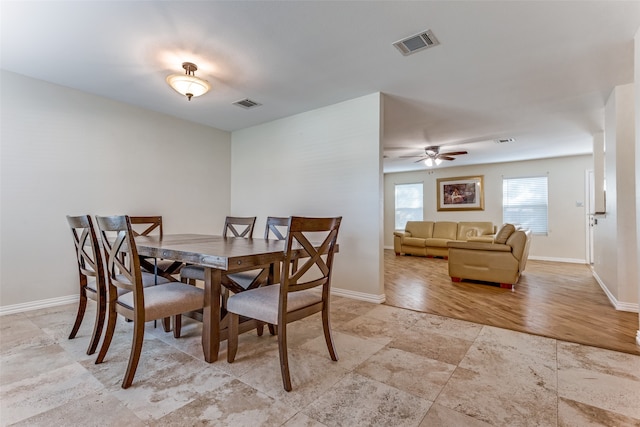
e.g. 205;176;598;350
503;176;548;235
395;183;423;229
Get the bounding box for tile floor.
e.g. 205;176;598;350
1;297;639;426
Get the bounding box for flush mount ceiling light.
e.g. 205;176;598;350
166;62;210;101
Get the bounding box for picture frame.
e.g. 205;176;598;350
437;175;484;211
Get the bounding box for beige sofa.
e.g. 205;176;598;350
447;224;532;289
393;221;496;258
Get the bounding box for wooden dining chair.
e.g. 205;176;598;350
66;215;107;355
223;215;257;238
95;215;205;389
223;216;290;293
180;216;257;284
226;216;342;391
129;216;182;279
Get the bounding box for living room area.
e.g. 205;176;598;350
383;147;640;355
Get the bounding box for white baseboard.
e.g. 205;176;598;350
331;287;386;304
591;269;640;313
528;255;587;264
0;295;78;316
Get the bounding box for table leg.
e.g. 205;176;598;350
202;267;221;363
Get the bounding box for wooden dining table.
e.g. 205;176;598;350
134;233;292;363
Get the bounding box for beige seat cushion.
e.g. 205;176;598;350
494;224;516;244
114;272;171;296
180;265;205;281
117;282;204;321
403;237;427;247
227;285;322;325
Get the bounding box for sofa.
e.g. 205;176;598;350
447;224;532;289
393;221;496;258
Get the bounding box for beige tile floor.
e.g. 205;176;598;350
1;297;639;426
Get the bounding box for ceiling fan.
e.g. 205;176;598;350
400;146;468;166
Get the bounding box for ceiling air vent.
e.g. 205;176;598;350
495;138;515;144
393;29;440;56
233;98;262;109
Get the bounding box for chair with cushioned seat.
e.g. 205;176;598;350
95;215;205;389
447;224;531;289
223;216;290;293
66;214;107;355
129;216;182;279
180;216;257;284
226;216;342;391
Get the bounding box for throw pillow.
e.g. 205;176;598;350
494;223;516;244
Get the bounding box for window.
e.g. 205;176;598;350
503;176;548;235
395;183;423;229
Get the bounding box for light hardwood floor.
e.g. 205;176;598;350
383;249;640;355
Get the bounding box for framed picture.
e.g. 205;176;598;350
437;175;484;211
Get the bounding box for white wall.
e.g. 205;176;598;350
0;71;232;308
384;155;592;262
231;93;385;302
635;27;640;343
593;83;638;310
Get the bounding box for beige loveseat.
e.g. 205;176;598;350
447;224;531;289
393;221;496;258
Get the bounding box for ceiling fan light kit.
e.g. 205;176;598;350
166;62;210;101
402;145;467;167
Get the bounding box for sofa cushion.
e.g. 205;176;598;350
494;223;516;244
405;221;434;239
403;237;428;247
432;222;457;240
425;238;452;248
456;222;495;240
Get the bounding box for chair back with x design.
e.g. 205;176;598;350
223;216;256;238
66;214;106;355
129;216;163;237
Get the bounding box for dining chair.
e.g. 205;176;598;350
226;216;342;391
179;216;257;284
129;216;182;279
95;215;205;389
66;215;107;355
223;216;290;293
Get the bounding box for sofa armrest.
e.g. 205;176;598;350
447;241;512;252
393;231;410;238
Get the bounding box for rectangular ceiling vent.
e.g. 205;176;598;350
393;29;440;56
233;98;262;109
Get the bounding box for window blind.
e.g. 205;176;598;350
395;183;423;229
503;176;548;235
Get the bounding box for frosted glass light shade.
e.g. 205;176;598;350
424;158;433;167
166;74;210;100
166;62;210;101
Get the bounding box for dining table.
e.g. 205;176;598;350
135;233;297;363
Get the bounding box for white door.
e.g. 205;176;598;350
586;169;595;265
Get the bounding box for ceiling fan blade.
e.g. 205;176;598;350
440;151;468;156
414;158;428;163
438;156;456;161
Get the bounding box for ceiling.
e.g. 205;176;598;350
2;1;639;173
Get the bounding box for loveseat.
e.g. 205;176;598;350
393;221;496;258
447;224;531;289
